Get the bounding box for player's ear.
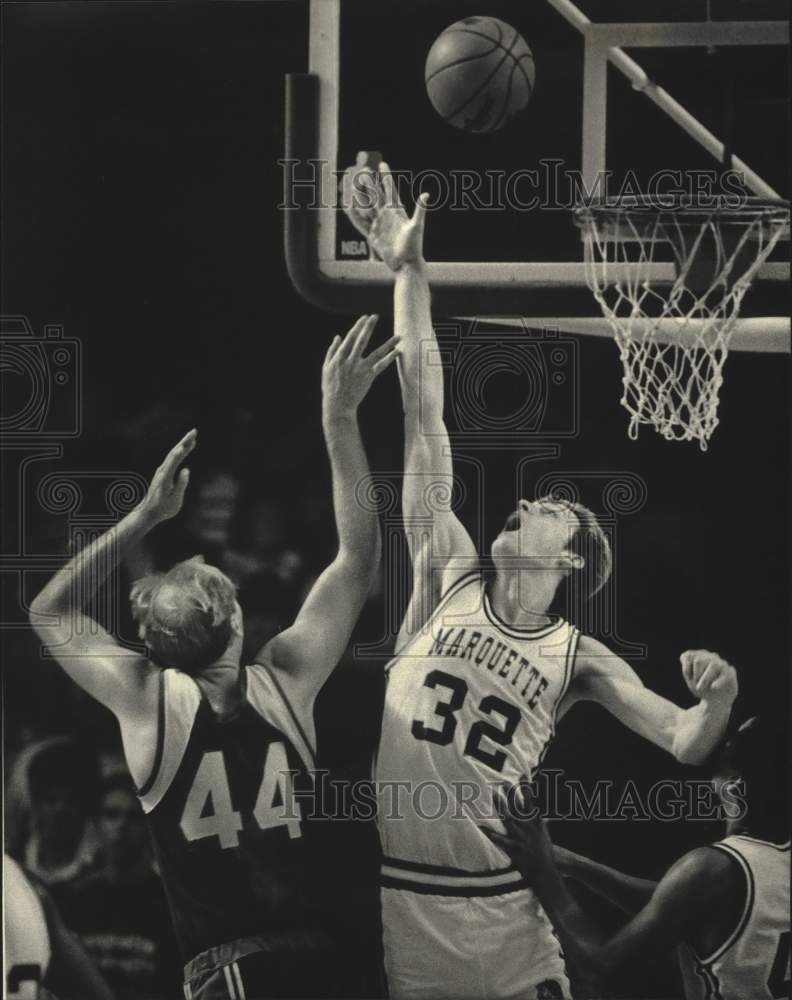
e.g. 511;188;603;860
231;601;244;635
559;551;584;572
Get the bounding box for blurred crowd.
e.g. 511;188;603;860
4;405;388;998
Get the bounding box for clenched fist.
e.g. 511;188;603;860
680;649;738;707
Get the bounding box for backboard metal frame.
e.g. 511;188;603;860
284;0;788;342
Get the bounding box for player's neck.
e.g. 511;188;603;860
193;631;244;711
726;815;786;843
489;570;556;628
195;663;242;714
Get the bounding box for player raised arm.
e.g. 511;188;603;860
343;160;478;650
29;431;197;732
262;316;399;700
562;641;738;764
483;787;741;981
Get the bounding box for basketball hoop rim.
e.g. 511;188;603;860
573;194;790;228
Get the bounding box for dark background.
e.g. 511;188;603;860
2;3;789;998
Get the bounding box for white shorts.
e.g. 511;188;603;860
381;886;570;1000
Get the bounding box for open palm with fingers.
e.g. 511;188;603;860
342;160;428;272
137;429;196;525
322;314;401;421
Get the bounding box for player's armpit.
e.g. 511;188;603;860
570;636;682;757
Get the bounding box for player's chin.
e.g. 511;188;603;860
490;532;515;560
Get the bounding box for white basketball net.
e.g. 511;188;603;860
576;199;789;449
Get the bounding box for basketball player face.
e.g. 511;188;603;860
491;497;579;565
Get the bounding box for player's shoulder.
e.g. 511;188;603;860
135;668;204;811
570;634;612;676
244;657;278;701
575;633;612;658
661;845;745;901
572;635;637;680
160;665;201;705
244;658;305;724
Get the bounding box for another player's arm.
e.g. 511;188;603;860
346;161;477;650
28;432;196;731
36;883;116;1000
263;316;399;700
553;845;658;914
484;792;738;978
562;639;738;765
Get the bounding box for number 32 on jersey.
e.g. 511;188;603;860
180;742;301;849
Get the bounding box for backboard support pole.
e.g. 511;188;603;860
582;40;608;196
546;0;787;200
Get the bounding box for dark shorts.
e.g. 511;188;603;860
183;933;368;1000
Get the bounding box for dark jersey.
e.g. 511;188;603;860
137;661;324;967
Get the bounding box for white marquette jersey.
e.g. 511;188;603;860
679;835;791;1000
3;854;51;998
376;570;579;893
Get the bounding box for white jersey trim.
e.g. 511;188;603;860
380;857;528;897
697;841;755;966
557;627;579;713
382;864;522;889
246;662;316;772
481;585;565;640
536;626;580;770
138;669;201;814
730;835;790;851
387;570;481;672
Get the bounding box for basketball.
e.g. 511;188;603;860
425;16;535;133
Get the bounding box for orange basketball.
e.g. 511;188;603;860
425;16;535;133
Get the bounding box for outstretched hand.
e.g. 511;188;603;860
322;315;400;421
342;158;428;271
137;429;196;525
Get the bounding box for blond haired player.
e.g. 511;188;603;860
29;317;399;1000
344;162;738;1000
